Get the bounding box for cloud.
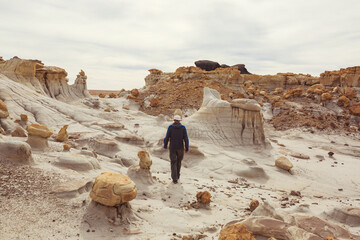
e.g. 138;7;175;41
1;0;360;89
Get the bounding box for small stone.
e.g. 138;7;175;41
249;200;259;211
196;191;211;204
328;152;334;157
20;114;28;122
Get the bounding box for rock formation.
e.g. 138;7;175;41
249;200;260;212
218;223;256;240
90;138;120;158
11;126;27;137
195;60;221;71
0;100;9;118
0;141;33;164
185;87;267;147
26;124;53;150
0;57;90;101
56;125;68;142
320;66;360;87
137;150;152;169
54;152;100;171
90;172;137;207
275;156;293;171
196;191;212;204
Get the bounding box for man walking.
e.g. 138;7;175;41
164;115;189;184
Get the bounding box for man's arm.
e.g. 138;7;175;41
163;126;172;149
182;126;189;152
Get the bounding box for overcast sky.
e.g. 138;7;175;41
1;0;359;90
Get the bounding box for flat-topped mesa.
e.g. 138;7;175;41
0;57;90;101
320;66;360;87
144;66;319;92
185;87;267;147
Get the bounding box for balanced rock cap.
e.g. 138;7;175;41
174;115;181;121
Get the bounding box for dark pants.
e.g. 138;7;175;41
170;149;184;181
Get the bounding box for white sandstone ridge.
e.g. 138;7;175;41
185;87;267;146
0;56;90;101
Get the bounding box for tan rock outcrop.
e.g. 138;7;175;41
196;191;211;204
218;223;256;240
137;150;152;169
26;124;53;138
320;66;360;87
341;87;357;99
0;100;9;118
275;156;293;171
11;126;27;137
56;125;68;142
0;57;90;101
90;172;137;207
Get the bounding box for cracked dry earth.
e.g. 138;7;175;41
0;162;86;240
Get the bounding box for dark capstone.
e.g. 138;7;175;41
232;64;251;74
194;60;221;71
220;64;230;68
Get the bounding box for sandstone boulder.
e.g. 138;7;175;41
342;87;357;99
137;150;152;169
218;223;256;240
0;141;33;164
275;156;293;171
283;88;303;99
349;102;360;116
11;126;27;137
63;144;71;151
26;124;53;138
56;125;68;142
0;100;9;118
20;114;28;122
321;93;332;101
90;172;137;207
232;64;251;74
307;84;326;95
196;191;211;204
131;89;139;97
337;96;350;107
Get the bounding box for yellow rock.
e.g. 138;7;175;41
56;125;68;142
26;124;53;138
196;191;212;204
137;150;152;169
63;144;71;151
0;100;9;118
90;172;137;207
218;223;256;240
20;114;28;122
321;92;332;101
275;156;293;171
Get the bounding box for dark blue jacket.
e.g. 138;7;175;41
164;122;189;151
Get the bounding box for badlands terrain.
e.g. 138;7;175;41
0;57;359;240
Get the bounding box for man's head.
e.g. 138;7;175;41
173;115;181;122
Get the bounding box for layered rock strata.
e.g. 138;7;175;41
185;87;266;147
320;66;360;87
0;57;90;101
145;66;319;91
